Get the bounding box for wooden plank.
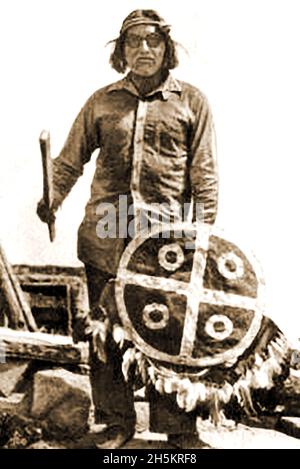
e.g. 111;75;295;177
13;264;85;278
0;327;89;365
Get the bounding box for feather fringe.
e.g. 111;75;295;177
120;333;290;423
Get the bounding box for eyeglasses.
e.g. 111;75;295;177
125;33;163;49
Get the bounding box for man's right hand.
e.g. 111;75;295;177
36;198;56;224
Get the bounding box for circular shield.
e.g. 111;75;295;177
115;223;264;368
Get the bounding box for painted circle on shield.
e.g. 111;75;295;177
143;303;170;330
217;252;244;280
205;314;234;341
158;243;185;272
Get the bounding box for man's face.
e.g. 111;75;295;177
124;24;166;77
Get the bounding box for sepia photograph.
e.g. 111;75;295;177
0;0;300;454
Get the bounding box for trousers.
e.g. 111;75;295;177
84;263;197;435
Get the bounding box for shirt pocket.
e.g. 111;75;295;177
155;122;187;178
158;115;188;159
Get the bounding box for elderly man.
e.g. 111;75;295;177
37;9;218;448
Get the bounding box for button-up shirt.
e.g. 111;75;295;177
52;72;218;274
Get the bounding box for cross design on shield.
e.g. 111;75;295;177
115;223;265;368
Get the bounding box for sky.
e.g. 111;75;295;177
0;0;300;343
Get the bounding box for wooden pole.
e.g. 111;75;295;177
0;243;37;331
0;327;89;365
39;130;56;242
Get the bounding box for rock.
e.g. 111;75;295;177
31;368;91;438
277;371;300;416
0;393;24;414
0;360;30;397
277;417;300;439
0;414;43;449
196;420;300;449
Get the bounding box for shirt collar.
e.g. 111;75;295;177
107;73;182;100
